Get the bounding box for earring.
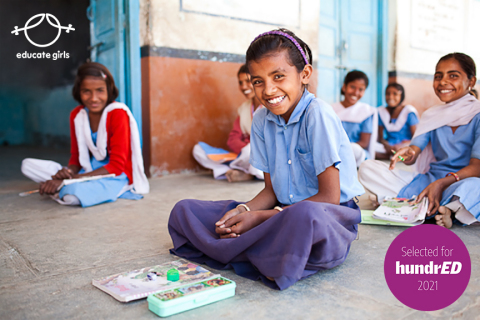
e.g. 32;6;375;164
469;87;472;91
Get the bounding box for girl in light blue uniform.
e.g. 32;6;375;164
359;53;480;228
331;71;378;166
168;29;364;290
376;83;419;159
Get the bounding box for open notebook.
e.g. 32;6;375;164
361;197;428;226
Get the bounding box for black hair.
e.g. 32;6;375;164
472;88;479;99
385;82;406;107
437;52;476;80
246;28;312;73
72;62;119;105
341;70;369;95
238;64;249;77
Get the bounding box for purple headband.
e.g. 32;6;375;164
251;30;309;66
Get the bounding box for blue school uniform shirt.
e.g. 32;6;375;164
410;112;480;178
250;89;364;205
341;115;373;144
379;112;419;145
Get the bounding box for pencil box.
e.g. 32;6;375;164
147;277;236;317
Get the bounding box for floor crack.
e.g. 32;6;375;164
0;236;39;278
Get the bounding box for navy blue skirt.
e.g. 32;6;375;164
168;199;360;290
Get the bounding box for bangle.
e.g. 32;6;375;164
273;206;283;212
446;172;460;182
236;203;250;212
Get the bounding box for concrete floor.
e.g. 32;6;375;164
0;146;479;320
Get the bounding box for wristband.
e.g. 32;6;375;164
446;172;460;182
236;203;250;212
273;206;284;212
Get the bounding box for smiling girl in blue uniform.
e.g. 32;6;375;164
359;53;480;228
376;83;419;160
331;71;378;166
168;29;364;290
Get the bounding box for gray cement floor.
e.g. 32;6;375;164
0;146;479;319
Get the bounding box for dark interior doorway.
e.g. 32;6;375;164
0;0;90;148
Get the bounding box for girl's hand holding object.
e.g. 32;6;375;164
389;146;415;170
39;179;63;195
391;150;405;162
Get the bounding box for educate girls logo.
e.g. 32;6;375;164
11;13;74;60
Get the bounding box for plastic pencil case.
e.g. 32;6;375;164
147;277;236;317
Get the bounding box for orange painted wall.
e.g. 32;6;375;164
142;56;246;175
142;56;318;175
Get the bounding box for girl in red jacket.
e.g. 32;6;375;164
193;64;264;182
21;62;149;207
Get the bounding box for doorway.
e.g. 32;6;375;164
87;0;142;137
317;0;388;107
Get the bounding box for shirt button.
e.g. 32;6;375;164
288;159;292;165
290;194;293;198
284;126;287;130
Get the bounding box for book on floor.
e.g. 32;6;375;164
361;210;418;226
370;196;428;225
92;259;218;302
198;141;238;163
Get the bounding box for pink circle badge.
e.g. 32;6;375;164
384;224;471;311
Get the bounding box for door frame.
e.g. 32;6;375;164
377;0;388;107
125;0;142;142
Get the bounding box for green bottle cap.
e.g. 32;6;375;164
167;268;180;281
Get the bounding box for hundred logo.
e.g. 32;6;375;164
384;224;471;311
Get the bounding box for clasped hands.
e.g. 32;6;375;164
39;167;78;195
215;205;272;239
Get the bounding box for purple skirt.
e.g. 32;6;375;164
168;199;360;290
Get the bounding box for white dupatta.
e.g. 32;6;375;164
332;101;378;158
238;99;264;135
73;102;150;194
413;94;480;174
378;104;418;132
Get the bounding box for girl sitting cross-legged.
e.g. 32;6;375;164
359;52;480;228
21;62;149;207
375;83;419;160
168;29;364;290
331;71;378;167
192;64;264;182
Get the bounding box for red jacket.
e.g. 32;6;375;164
227;116;250;154
68;106;133;183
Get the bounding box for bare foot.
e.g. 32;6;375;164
369;194;380;207
435;206;453;229
225;169;254;182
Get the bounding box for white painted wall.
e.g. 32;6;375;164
139;0;480;77
388;0;397;71
394;0;480;75
139;0;320;58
